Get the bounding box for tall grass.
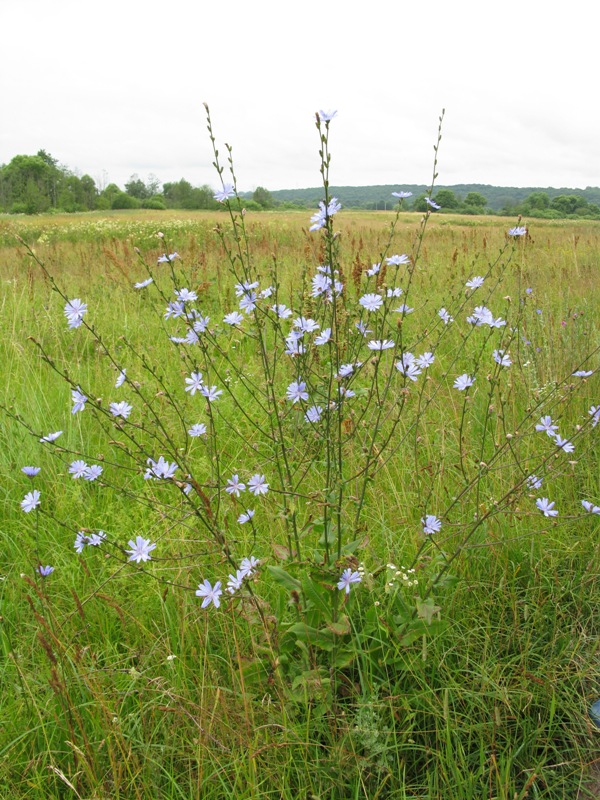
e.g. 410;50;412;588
0;121;599;797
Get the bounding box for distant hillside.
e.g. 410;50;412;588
255;184;600;213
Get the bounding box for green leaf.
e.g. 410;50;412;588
286;623;335;651
302;576;332;619
416;597;441;625
266;565;301;592
326;615;351;636
271;543;290;561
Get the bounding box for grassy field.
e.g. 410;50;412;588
0;209;599;799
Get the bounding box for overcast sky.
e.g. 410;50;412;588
2;0;598;193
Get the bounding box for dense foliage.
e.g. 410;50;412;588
1;150;599;219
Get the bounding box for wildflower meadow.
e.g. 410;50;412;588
0;108;599;799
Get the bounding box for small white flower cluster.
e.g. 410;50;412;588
385;563;418;590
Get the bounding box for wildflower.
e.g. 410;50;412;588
339;387;356;398
185;371;204;395
305;405;323;424
226;571;244;594
337;568;362;594
239;556;260;577
535;415;559;437
200;385;222;402
582;500;600;515
391;191;412;199
314;328;331;345
554;436;575;453
214;184;235;203
234;280;259;297
157;252;179;263
224;310;243;327
527;475;543;490
110;401;132;419
145;456;178;480
454;374;475;391
572;370;594;378
589;406;600;427
84;464;103;481
425;197;441;210
422;514;442;535
293;316;319;333
134;277;153;289
193;314;210;333
164;301;185;320
385;254;410;266
466;276;484;289
467;305;493;326
74;531;91;553
226;474;246;497
71;387;88;414
89;531;106;546
176;288;197;304
22;466;41;477
338;363;354;378
509;226;527;236
189;423;207;437
327;197;342;216
367;263;381;276
196;579;223;608
64;299;87;328
272;304;292;319
396;360;421;382
37;565;54;577
238;509;255;524
239;293;257;314
536;497;558;517
318;110;337;122
368;339;395;351
394;303;414;314
115;369;127;388
309;204;327;232
359;293;383;312
69;460;89;479
286;380;309;403
387;287;403;297
21;490;41;513
416;352;435;368
248;474;269;495
260;286;274;298
126;536;157;563
40;431;63;443
355;321;372;336
284;336;305;357
493;349;512;367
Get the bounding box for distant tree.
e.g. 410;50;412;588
434;189;458;209
163;179;193;207
146;174;161;196
252;186;275;209
111;191;141;209
525;192;550;210
125;174;150;200
412;194;429;212
0;154;55;213
79;175;97;209
464;191;487;208
550;194;587;215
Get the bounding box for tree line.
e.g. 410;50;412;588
1;150;599;220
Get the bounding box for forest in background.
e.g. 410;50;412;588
1;149;600;219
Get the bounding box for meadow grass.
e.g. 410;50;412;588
0;209;598;799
